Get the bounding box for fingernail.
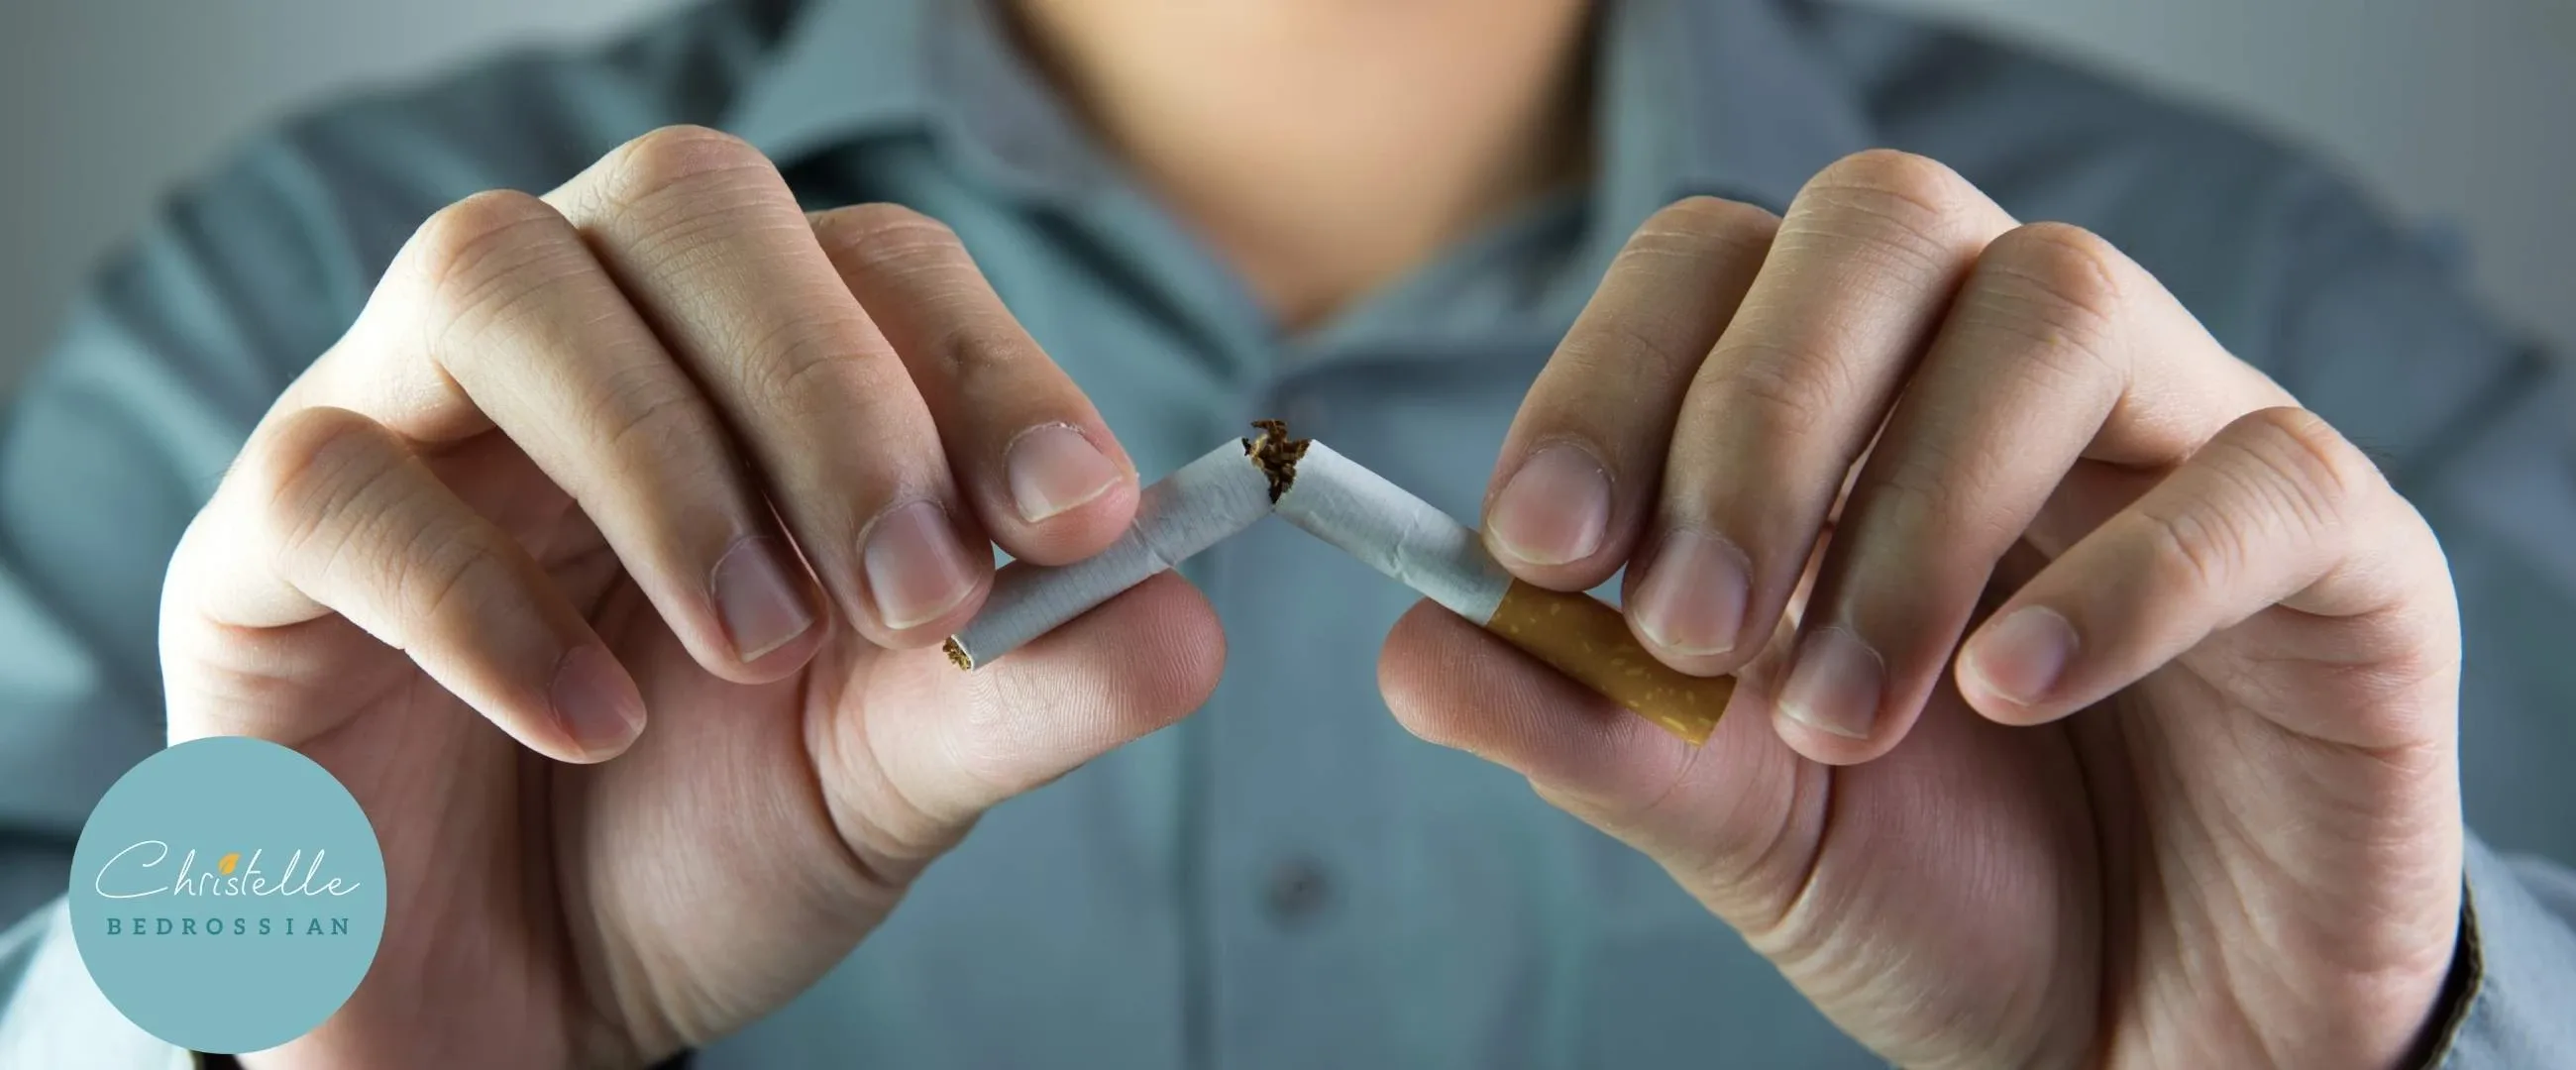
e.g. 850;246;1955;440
1777;627;1884;740
709;536;815;662
1968;606;2078;705
1630;528;1752;656
1487;444;1613;567
861;500;979;630
1006;424;1122;523
550;645;644;756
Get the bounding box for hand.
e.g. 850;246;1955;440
1382;151;2463;1069
161;126;1224;1069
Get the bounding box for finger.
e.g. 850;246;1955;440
292;188;826;680
550;126;984;645
1481;197;1776;587
812;204;1139;566
812;572;1227;876
1956;406;2454;746
1375;599;1813;919
1627;151;2016;675
171;407;643;763
1771;223;2287;763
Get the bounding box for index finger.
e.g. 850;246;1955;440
548;128;983;645
810;204;1141;567
1480;197;1779;588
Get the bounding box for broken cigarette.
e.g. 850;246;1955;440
1270;437;1733;745
943;435;1276;670
946;420;1731;745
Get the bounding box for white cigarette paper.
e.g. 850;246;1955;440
1268;443;1513;623
945;437;1272;669
1273;441;1733;745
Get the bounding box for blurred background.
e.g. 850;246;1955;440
1;0;2570;388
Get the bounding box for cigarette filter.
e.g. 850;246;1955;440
944;435;1275;669
1273;441;1733;745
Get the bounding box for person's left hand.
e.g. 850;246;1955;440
1380;150;2464;1069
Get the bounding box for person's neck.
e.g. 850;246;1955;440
1012;0;1595;330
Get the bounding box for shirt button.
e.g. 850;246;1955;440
1263;856;1333;926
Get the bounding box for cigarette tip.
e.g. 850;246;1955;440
942;636;974;671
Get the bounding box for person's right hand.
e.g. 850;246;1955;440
158;125;1226;1069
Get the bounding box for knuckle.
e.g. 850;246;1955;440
2137;499;2245;596
1977;224;2128;335
603;125;776;204
1961;222;2132;384
578;126;786;242
739;317;904;416
2222;406;2376;532
249;408;401;555
251;409;391;528
406;191;595;359
589;366;727;483
1874;437;2012;542
1698;339;1851;442
236;408;539;646
1780;150;1984;278
563;127;792;292
1624;196;1778;262
393;528;521;641
409;190;578;300
2130;409;2381;601
911;311;1032;387
1802;149;1978;230
813;202;966;275
1553;312;1687;388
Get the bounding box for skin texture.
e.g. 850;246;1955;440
1405;153;2463;1069
163;127;1227;1068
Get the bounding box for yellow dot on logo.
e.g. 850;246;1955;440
217;852;239;876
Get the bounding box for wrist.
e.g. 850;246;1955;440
2394;877;2481;1070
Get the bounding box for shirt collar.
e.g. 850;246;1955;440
724;0;935;164
1596;0;1874;231
728;0;1875;217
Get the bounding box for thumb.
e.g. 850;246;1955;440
823;570;1227;879
1380;600;2102;1069
1375;600;1813;922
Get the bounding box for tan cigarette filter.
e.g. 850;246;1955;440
1485;581;1730;745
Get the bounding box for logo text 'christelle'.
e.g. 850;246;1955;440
94;841;363;900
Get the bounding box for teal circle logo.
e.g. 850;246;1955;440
69;736;386;1054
